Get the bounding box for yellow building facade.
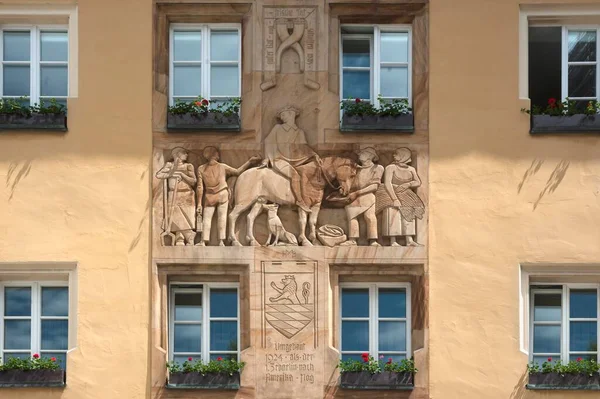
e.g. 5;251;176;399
0;0;598;398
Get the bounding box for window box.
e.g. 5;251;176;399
527;372;600;390
340;371;413;390
530;114;600;134
0;113;67;131
167;371;240;389
167;112;240;132
340;113;414;132
0;370;65;388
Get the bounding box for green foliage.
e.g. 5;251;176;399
527;357;600;377
0;354;61;371
340;95;412;117
166;357;245;376
338;354;418;375
521;98;600;116
0;97;66;116
168;96;241;117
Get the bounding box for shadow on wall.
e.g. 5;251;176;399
6;160;33;200
129;167;153;252
516;159;570;211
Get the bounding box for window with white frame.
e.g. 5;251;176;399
340;283;410;362
169;24;241;107
1;26;68;107
0;282;69;368
529;26;599;110
169;284;239;364
530;284;598;366
340;25;411;109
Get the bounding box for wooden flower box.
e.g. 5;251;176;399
527;372;600;390
340;113;414;132
167;371;240;389
340;371;414;390
530;114;600;134
0;370;65;388
0;113;67;131
167;112;240;132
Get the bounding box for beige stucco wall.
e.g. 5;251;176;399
429;0;600;398
0;0;152;398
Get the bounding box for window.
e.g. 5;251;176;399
529;26;599;110
340;25;411;109
169;24;241;106
0;26;68;107
530;284;599;365
340;283;410;362
169;284;239;363
0;282;69;368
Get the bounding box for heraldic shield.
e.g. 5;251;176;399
262;262;316;340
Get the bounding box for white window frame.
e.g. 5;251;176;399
339;24;412;109
168;282;240;363
561;26;600;103
0;281;69;362
168;23;241;106
529;283;600;364
0;25;69;106
339;282;411;361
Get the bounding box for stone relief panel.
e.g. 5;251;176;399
261;6;319;91
155;105;426;248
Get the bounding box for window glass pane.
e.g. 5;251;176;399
4;320;31;349
528;27;562;109
41;65;68;97
342;39;370;68
533;325;561;353
41;320;68;350
175;293;202;321
342;70;370;99
378;288;406;318
41;31;68;62
570;354;597;362
380;66;408;98
341;289;369;318
3;65;30;96
3;31;30;61
42;287;68;317
173;65;201;97
570;321;598;352
3;352;31;360
381;32;408;63
568;65;596;97
378;321;406;352
173;355;198;364
568;31;597;62
174;324;201;353
210;65;239;97
4;287;31;316
210;353;237;361
40;352;66;369
173;31;201;61
341;320;369;351
211;30;239;61
210;321;237;351
341;353;363;362
570;290;597;319
379;354;406;363
534;293;561;322
210;289;237;318
532;356;558;367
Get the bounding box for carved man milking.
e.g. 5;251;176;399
259;105;320;213
156;148;197;246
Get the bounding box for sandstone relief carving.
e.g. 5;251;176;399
156;107;425;247
261;7;319;91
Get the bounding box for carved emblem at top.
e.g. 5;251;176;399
261;7;319;91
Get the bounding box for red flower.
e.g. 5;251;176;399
355;98;361;104
51;357;56;362
548;98;557;105
547;357;552;362
32;354;39;359
577;357;583;362
194;101;202;107
387;358;393;365
188;357;193;361
217;357;223;361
